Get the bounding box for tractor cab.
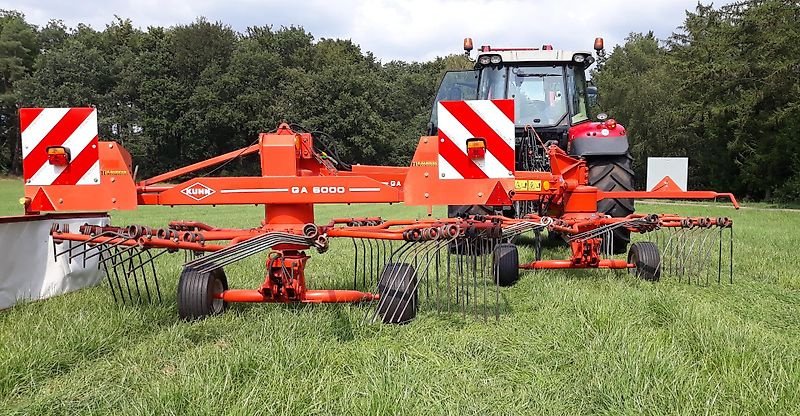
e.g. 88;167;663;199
428;40;604;162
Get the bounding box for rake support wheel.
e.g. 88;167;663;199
588;153;635;254
376;263;418;324
493;243;520;287
628;242;661;282
177;267;229;320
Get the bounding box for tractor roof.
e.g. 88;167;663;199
476;47;593;64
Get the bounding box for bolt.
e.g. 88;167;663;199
441;173;446;178
478;192;483;197
423;138;428;144
58;198;63;204
112;198;117;203
109;177;115;183
108;143;114;149
424;172;429;178
92;144;97;149
95;178;100;183
440;138;445;143
424;193;429;198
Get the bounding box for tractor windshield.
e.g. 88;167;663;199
478;66;567;127
478;65;588;127
508;67;567;126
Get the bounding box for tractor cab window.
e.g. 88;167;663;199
477;66;507;99
568;65;589;124
508;66;567;127
428;70;478;134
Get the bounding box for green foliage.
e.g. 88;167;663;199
0;10;38;174
0;14;453;179
593;0;800;201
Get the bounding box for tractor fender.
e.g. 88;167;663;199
567;120;629;157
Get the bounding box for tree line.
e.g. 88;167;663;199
0;12;470;178
1;0;798;201
593;0;800;201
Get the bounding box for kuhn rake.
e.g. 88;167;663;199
20;106;738;324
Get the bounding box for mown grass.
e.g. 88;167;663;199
0;177;799;415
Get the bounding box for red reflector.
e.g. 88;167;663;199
466;138;486;159
46;146;70;166
606;119;617;129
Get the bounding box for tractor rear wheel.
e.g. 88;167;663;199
587;153;635;254
177;267;228;320
376;263;418;324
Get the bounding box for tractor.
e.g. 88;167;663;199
429;37;634;253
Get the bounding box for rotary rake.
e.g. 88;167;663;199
19;106;737;324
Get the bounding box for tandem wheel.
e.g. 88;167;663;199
628;242;661;282
376;263;418;324
177;266;229;320
493;243;520;286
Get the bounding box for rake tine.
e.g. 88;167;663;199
367;238;374;290
729;226;734;284
98;250;118;303
359;238;367;290
110;246;132;304
195;234;308;273
351;238;358;290
147;249;164;302
482;238;488;321
446;238;452;313
78;234;137;263
128;249;151;303
385;239;450;324
124;250;144;303
124;248;168;302
435;246;441;314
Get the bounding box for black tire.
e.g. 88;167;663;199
376;263;418;324
493;243;519;287
177;267;228;320
628;242;661;282
587;153;635;254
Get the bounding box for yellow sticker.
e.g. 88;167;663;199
543;181;551;191
529;180;542;192
514;180;528;191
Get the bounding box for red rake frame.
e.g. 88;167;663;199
38;123;736;323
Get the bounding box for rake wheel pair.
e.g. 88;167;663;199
177;267;228;320
376;243;520;325
628;241;661;281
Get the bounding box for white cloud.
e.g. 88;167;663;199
2;0;733;61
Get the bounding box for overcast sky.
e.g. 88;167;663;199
3;0;731;62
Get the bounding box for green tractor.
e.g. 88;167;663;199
428;37;634;253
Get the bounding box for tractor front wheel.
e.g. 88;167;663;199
587;153;635;254
177;267;228;320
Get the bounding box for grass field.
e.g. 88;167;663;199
1;177;799;415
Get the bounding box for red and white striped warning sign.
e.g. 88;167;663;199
437;99;515;179
20;108;100;186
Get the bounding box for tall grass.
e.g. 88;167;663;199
0;178;798;414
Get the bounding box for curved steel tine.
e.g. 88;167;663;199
387;239;451;324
